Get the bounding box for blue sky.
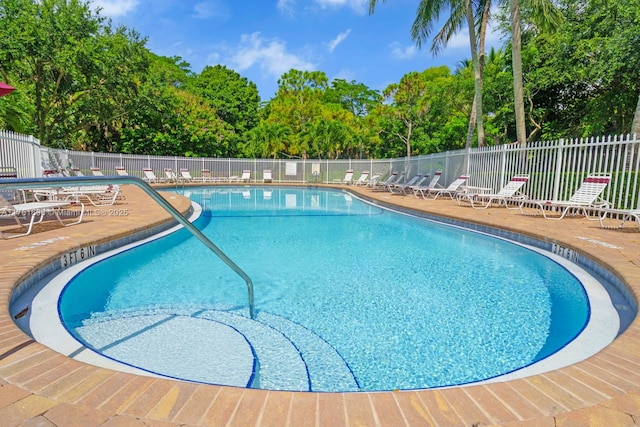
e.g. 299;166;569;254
91;0;503;100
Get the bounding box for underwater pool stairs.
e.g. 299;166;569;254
75;307;360;392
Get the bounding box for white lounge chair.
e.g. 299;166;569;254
377;172;405;192
458;174;529;209
71;167;84;177
408;170;442;196
519;173;611;219
143;168;163;183
390;174;422;194
200;169;213;182
335;170;354;185
353;171;369;186
191;169;213;183
90;167;104;176
352;171;369;185
597;208;640;231
419;174;470;199
263;169;273;183
179;168;193;183
371;172;398;191
35;185;124;207
0;193;84;239
115;167;129;176
164;168;178;182
229;170;251;183
363;173;382;188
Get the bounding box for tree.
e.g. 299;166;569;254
0;0;149;147
634;95;640;137
240;122;291;159
509;0;526;146
323;79;382;117
267;70;329;158
504;0;562;146
479;48;513;144
510;0;640;139
192;65;260;139
377;69;446;160
323;79;382;157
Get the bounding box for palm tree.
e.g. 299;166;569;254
508;0;562;146
370;0;491;147
371;0;562;149
509;0;526;147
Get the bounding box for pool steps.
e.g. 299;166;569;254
72;307;359;392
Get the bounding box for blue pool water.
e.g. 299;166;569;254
58;187;590;391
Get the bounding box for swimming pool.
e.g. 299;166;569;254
42;187;617;391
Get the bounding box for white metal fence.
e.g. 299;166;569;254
1;130;639;209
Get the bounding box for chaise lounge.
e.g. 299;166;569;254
0;193;85;239
457;174;529;209
519;173;611;219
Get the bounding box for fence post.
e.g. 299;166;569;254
500;145;507;187
553;138;565;201
28;135;42;177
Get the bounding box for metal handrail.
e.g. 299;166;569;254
0;176;256;319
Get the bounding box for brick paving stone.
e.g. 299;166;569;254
74;372;134;408
0;394;58;425
287;392;318;427
343;392;376;426
481;382;544;421
228;388;269;427
120;379;176;419
555;405;636;426
368;392;407;426
98;376;155;414
41;402;112;427
257;391;292;427
0;382;30;408
395;390;448;426
601;389;640;417
171;385;220;426
147;381;199;422
201;386;245;427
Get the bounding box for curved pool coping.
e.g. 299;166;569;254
1;183;640;426
19;190;622;392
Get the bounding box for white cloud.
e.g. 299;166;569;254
315;0;368;14
327;29;351;52
484;22;505;50
447;30;471;50
230;32;315;78
277;0;296;14
192;1;230;20
390;43;417;60
91;0;139;17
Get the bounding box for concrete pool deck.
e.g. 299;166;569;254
1;184;639;426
